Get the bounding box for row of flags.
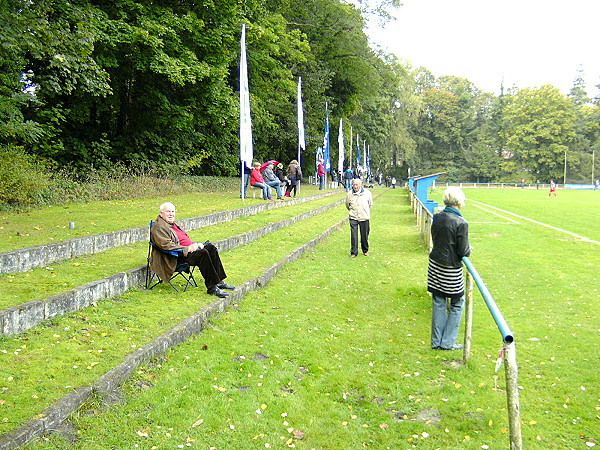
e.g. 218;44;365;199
239;24;370;192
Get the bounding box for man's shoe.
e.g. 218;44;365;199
363;252;369;256
217;282;235;290
441;344;463;350
350;254;357;258
208;286;229;298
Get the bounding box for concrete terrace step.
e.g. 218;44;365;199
0;197;345;335
0;192;338;275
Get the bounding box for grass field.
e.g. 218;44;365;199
5;186;599;448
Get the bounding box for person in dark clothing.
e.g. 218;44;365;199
275;163;288;190
239;161;252;198
343;168;354;192
427;187;471;350
284;160;302;197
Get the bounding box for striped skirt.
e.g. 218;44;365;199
427;258;465;299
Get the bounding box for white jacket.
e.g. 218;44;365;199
346;188;373;221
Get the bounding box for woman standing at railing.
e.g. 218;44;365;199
427;187;471;351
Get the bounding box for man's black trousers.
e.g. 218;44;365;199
349;218;370;256
182;243;226;289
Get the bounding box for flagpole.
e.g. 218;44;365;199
338;118;344;188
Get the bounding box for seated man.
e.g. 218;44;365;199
262;161;283;199
150;202;235;298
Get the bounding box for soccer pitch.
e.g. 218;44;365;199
430;187;599;446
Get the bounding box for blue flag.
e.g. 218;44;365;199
323;107;331;171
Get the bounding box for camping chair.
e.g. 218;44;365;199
145;221;198;292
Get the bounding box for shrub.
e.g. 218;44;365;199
0;145;50;204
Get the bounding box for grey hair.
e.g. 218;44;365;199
159;202;175;212
442;187;466;207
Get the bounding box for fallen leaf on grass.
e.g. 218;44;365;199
292;430;304;440
191;419;204;427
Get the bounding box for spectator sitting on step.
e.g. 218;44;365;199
262;161;284;200
150;202;235;298
250;162;273;201
275;162;288;190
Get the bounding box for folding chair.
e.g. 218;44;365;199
145;221;198;292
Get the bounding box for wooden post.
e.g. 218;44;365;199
504;342;523;449
463;271;474;361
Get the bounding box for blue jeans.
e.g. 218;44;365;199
431;294;464;349
319;175;325;190
252;182;271;199
266;180;282;198
240;172;250;198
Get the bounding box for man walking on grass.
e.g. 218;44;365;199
346;178;373;258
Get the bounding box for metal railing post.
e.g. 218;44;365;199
504;342;522;449
463;270;474;361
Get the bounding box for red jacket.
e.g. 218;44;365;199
250;168;265;186
317;163;325;176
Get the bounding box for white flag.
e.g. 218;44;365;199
338;118;344;175
297;77;306;162
239;24;253;170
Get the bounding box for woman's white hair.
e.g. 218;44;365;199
442;187;466;207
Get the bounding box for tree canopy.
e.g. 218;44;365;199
1;0;598;183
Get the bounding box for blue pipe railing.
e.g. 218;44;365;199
409;186;521;448
462;256;514;344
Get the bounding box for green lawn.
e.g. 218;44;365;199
7;187;599;449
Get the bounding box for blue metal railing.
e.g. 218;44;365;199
462;256;514;344
408;186;521;448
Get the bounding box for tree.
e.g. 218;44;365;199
568;67;589;107
502;85;576;181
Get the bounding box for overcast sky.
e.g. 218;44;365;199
367;0;600;97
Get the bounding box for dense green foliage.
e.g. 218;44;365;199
0;146;50;204
0;0;598;199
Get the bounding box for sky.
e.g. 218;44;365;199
367;0;600;97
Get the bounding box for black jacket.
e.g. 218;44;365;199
429;208;471;268
275;167;286;182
